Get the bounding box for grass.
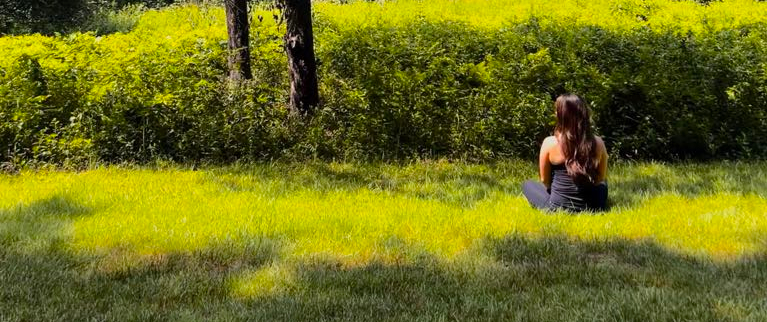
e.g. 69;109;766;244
1;161;766;321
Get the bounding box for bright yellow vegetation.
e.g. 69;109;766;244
315;0;767;34
2;162;765;264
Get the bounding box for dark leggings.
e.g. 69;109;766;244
522;180;608;212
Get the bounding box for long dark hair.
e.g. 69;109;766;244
554;94;599;184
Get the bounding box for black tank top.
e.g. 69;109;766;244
549;163;593;211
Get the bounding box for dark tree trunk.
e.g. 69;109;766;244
225;0;252;80
279;0;319;116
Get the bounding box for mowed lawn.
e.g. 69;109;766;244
1;161;766;321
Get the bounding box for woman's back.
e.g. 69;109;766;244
522;94;609;212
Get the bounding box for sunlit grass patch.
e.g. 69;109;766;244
1;161;765;261
229;263;297;299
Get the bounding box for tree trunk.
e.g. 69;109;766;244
279;0;319;116
225;0;252;80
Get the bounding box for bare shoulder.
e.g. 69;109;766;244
542;135;558;147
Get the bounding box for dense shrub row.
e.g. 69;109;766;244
1;1;767;166
315;20;767;160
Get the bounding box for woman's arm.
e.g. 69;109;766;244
539;136;555;189
595;136;608;183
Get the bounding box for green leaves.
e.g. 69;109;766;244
2;3;767;166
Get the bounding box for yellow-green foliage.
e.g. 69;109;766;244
0;5;278;106
2;1;767;164
0;5;287;164
315;0;767;34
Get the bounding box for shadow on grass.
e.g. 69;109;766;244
0;195;280;321
3;187;767;320
0;194;94;247
0;242;281;321
242;235;767;321
3;226;766;320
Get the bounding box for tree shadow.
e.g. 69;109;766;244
0;237;281;321
1;221;766;321
0;195;281;321
239;234;767;321
0;194;94;248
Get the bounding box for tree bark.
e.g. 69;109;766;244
225;0;252;80
279;0;319;116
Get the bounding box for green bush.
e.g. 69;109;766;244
2;1;767;166
0;0;92;35
0;0;177;35
311;7;767;160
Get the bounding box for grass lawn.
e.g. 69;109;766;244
1;161;766;321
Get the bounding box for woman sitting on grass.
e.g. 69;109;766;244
522;94;609;212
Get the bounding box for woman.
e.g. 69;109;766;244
522;94;609;212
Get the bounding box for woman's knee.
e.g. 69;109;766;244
522;180;537;192
522;180;550;209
